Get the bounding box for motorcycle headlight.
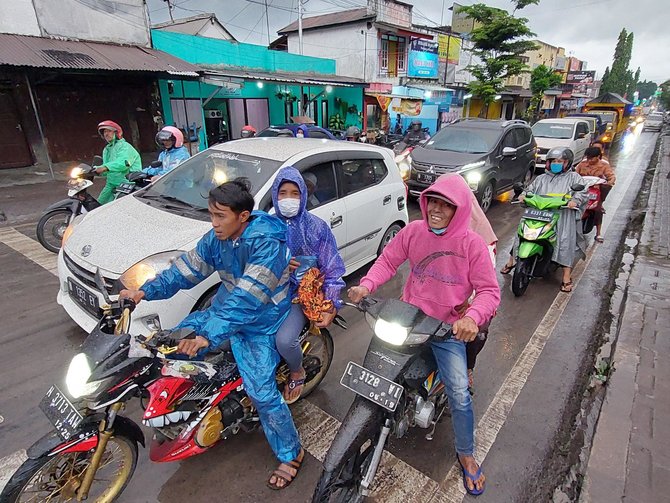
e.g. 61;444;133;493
119;250;182;290
374;319;409;345
464;171;482;190
522;224;546;240
70;167;83;178
66;353;101;399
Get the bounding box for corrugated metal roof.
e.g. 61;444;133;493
278;8;375;34
0;33;201;76
201;67;366;87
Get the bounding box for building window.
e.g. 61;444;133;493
379;34;406;77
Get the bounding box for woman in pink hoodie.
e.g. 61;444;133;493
349;174;500;495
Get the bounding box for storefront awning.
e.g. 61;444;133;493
406;84;454;93
201;68;366;88
0;33;201;77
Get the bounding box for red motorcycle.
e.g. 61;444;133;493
1;273;334;503
581;175;607;234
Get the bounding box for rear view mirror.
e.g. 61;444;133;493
502;147;516;156
571;183;585;192
92;155;103;166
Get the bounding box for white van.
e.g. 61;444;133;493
57;138;409;334
532;118;592;170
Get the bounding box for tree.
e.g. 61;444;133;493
626;67;640;99
636;80;658;100
601;28;635;96
457;0;540;117
525;65;562;122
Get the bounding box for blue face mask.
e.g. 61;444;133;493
549;162;564;174
430;227;448;235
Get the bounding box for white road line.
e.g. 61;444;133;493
0;227;58;276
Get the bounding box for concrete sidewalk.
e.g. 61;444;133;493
580;134;670;502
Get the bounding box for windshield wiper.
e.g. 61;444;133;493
139;193;207;212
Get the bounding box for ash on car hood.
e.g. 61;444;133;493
64;195;210;274
412;146;483;169
534;137;573;151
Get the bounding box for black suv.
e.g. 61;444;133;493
406;119;537;212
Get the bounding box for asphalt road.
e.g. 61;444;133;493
0;128;658;502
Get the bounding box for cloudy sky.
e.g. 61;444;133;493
147;0;669;84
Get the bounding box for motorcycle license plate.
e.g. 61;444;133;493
588;193;598;200
417;173;435;184
340;361;403;412
115;182;135;195
67;278;100;317
39;384;84;441
523;208;553;222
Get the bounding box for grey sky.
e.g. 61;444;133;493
147;0;669;84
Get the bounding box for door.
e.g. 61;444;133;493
0;89;33;168
573;122;590;161
497;129;523;189
339;157;392;268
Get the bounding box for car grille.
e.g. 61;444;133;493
411;159;454;175
63;252;116;294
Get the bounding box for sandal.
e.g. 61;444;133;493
283;372;306;405
457;456;485;496
267;449;304;490
560;281;573;293
595;235;604;243
500;263;515;275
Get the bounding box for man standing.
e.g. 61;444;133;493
95;120;141;204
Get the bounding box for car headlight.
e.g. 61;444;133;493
394;153;412;181
66;353;101;399
464;171;482;190
119;250;182;290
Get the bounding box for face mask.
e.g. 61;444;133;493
278;198;301;218
430;226;448;235
549;162;564;174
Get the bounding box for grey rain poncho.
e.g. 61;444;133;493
520;169;589;268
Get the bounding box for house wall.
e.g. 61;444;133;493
0;0;150;46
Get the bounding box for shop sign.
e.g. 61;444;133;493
407;39;439;79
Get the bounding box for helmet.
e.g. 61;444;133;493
410;119;422;130
545;147;575;170
345;126;360;140
241;125;256;138
97;120;123;140
155;126;184;148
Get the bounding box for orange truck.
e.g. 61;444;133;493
583;92;634;147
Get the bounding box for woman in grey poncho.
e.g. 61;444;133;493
501;147;588;293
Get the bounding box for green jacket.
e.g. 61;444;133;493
101;138;142;186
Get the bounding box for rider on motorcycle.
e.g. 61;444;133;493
348;174;500;496
95;120;142;204
271;167;345;403
402;119;430;146
344;126;361;142
143;126;190;178
501;147;588;292
119;178;304;490
241;125;257;138
576;146;616;242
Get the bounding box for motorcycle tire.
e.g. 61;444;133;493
0;433;138;503
312;434;376;503
36;208;73;253
582;213;595;234
298;328;334;399
512;258;533;297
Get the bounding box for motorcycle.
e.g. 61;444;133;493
580;176;607;235
1;271;336;503
312;297;453;503
36;159;155;253
510;182;585;297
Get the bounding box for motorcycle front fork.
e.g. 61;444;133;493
360;418;392;496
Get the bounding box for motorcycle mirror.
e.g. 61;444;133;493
94;268;112;305
571;183;585;192
92;155;103;166
150;160;163;168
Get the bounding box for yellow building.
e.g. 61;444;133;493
506;40;566;89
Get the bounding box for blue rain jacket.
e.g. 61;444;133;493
140;211;292;348
271;166;346;309
143;146;190;176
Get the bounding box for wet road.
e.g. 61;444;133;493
0;128;658;502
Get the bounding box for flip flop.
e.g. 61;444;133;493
595;235;604;243
457;456;485;496
500;263;515;275
560;281;573;293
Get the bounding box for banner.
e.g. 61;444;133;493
438;35;461;65
408;38;439;79
392;99;423;116
376;95;392;112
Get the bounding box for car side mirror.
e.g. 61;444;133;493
502;146;516;156
571;183;585;192
513;181;524;196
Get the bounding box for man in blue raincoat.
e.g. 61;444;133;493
120;178;304;490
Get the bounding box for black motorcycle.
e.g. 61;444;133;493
36;158;155;253
312;297;452;503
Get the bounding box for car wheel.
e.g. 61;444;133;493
378;223;402;255
478;181;494;213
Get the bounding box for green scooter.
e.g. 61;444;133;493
510;182;584;297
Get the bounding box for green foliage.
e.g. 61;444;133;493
456;2;539;113
525;65;562;122
601;28;636;97
636;80;658;100
328;113;344;130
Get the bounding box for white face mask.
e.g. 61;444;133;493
277;198;301;218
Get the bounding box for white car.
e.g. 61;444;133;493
58;138;409;334
532;118;592;170
644;112;664;132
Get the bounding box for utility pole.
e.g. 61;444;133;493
162;0;174;23
264;0;270;46
298;0;304;55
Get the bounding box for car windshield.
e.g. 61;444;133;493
425;127;499;153
591;111;617;124
649;114;663;120
257;128;291;137
532;122;574;139
140;150;282;210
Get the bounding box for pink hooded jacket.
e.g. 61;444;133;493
360;175;500;327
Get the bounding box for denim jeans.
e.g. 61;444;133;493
275;303;307;372
431;338;474;456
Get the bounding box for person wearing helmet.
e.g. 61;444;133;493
143;126;190;178
345;126;360;141
402;119;430;147
95;120;142;204
241;125;257;139
501;146;588;292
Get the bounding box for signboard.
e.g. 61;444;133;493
567;70;595;95
408;39;439;79
391;99;423;116
438;35;461;65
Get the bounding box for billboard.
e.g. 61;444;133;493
408;38;439;79
567;70;595;95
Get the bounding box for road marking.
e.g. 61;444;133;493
0;227;58;276
0;450;27;492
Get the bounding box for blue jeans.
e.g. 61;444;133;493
275;303;307;373
431;338;474;456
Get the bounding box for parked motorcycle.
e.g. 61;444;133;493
581;175;607;235
36;159;154;253
0;271;335;503
312;296;452;503
510;182;585;297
